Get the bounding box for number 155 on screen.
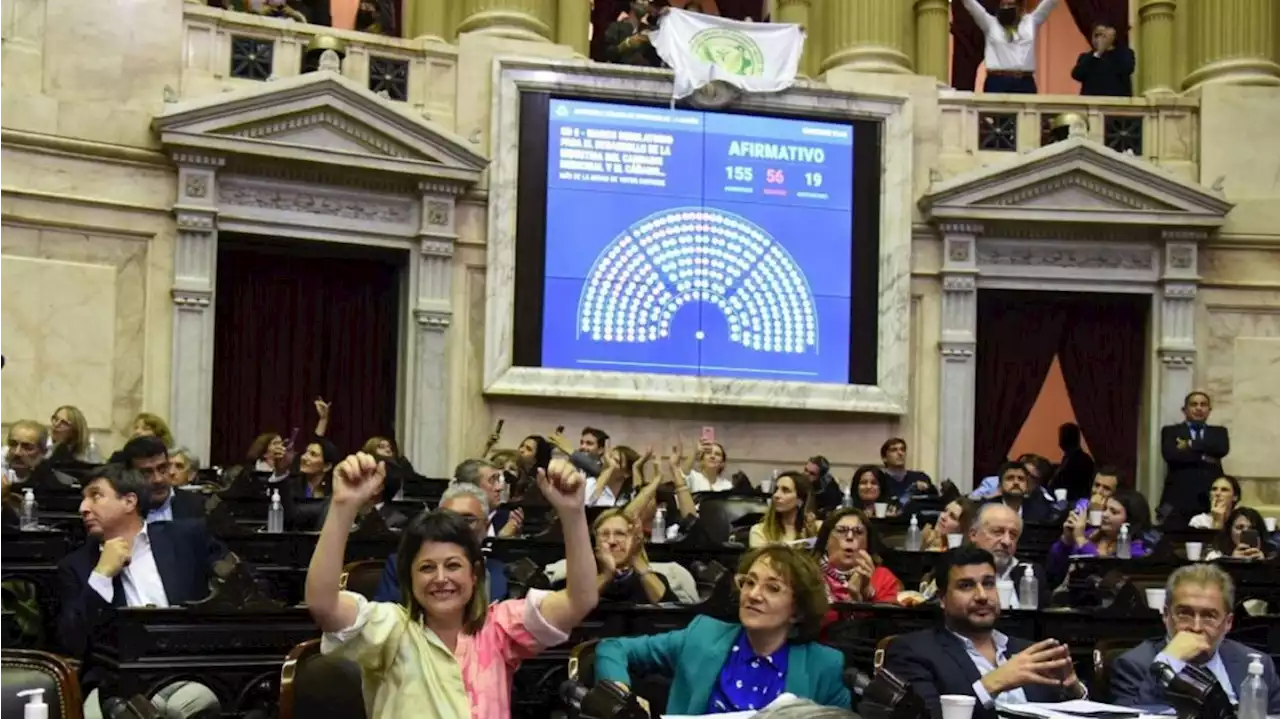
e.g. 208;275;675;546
724;166;823;187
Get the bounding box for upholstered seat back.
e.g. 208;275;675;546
280;639;365;719
2;650;81;719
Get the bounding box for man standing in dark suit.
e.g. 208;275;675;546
119;435;207;523
57;464;226;717
1111;564;1280;713
886;546;1085;719
1071;21;1135;97
1159;391;1230;524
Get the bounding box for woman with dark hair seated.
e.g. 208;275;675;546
1048;488;1151;585
1205;506;1272;560
307;454;597;718
509;435;553;501
1188;475;1241;530
814;508;902;604
749;471;819;547
920;498;975;552
595;545;851;713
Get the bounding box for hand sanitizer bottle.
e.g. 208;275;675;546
1117;522;1132;559
17;688;47;719
21;488;38;530
1019;569;1039;610
905;514;921;551
1239;653;1267;719
267;489;284;533
651;504;667;544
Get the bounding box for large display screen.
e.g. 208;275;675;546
539;98;856;384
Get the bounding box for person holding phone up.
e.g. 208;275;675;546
1205;507;1272;561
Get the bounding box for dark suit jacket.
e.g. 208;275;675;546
166;488;208;520
1111;637;1280;713
1050;448;1095;503
1159;422;1230;520
884;627;1078;719
986;494;1058;525
56;520;227;693
885;469;936;504
303;499;409;532
1071;45;1135;97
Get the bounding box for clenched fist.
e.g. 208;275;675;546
540;458;585;511
332;452;386;508
95;537;132;578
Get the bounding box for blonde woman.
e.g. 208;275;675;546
49;405;97;462
131;412;175;448
749;471;819;548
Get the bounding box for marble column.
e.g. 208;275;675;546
457;0;554;42
1182;0;1280;90
914;0;949;85
407;0;449;41
1137;0;1176;95
938;223;982;492
775;0;813;75
821;0;914;75
556;0;590;56
1157;230;1203;427
408;187;459;476
169;153;224;461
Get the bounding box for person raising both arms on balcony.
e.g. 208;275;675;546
954;0;1062;94
1071;21;1135;97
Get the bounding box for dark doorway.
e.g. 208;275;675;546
210;234;405;466
973;289;1148;484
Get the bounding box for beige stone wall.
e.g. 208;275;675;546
2;3;1277;495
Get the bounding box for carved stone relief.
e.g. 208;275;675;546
948;239;970;262
426;200;451;227
977;244;1154;270
218;181;414;224
185;175;209;198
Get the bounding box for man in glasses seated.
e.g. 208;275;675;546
374;483;509;603
1111;564;1280;713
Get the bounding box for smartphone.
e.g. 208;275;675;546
700;426;716;443
284;427;300;451
495;418;505;434
1241;529;1260;549
555;425;565;435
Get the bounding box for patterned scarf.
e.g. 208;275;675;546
819;557;855;603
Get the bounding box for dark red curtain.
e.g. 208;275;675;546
210;238;402;467
973;291;1068;480
1058;294;1146;484
1064;0;1130;46
951;0;998;91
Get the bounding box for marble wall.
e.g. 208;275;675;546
2;3;1278;498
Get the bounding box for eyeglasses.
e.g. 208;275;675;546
833;526;867;539
734;574;790;599
1171;607;1225;629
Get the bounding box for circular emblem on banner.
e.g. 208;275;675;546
690;29;765;77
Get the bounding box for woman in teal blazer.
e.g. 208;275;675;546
595;545;851;714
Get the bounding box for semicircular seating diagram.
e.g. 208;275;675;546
576;207;819;355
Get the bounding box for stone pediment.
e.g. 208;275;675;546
153;71;487;185
921;137;1231;227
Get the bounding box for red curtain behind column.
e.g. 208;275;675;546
210;238;403;467
973;291;1068;480
1063;0;1131;45
1058;294;1147;484
951;0;998;91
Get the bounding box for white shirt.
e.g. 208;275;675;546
687;470;733;493
953;629;1029;708
87;526;171;608
1188;513;1215;529
584;476;625;507
956;0;1060;73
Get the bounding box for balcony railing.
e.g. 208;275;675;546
938;93;1200;183
182;4;457;127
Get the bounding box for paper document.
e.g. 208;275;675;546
663;693;801;718
999;699;1142;719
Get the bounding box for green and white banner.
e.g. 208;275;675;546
652;8;805;100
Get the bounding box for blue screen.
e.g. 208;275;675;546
541;98;854;383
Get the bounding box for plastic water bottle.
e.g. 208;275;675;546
20;488;38;530
650;504;667;544
86;435;102;464
1239;653;1267;719
1019;569;1039;610
905;514;921;551
1117;522;1132;559
841;487;854;508
267;490;284;534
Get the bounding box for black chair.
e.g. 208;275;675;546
279;639;364;719
1;649;84;719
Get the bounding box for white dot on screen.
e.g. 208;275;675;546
695;330;705;340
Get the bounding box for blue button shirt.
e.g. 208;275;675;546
707;630;789;713
146;490;174;524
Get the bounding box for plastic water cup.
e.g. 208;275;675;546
1054;488;1068;502
874;502;888;518
940;694;976;719
1088;510;1103;526
1266;517;1277;533
996;579;1015;609
1145;588;1167;612
1185;542;1203;561
947;533;963;548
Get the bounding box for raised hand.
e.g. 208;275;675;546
665;440;685;469
1062;511;1085;545
331;452;385;508
314;396;332;420
640;445;655;468
539;459;585;512
499;508;525;538
95;537;132;578
548;430;572;455
981;639;1073;695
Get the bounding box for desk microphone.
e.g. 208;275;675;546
1150;659;1234;719
102;696;161;719
558;680;648;719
